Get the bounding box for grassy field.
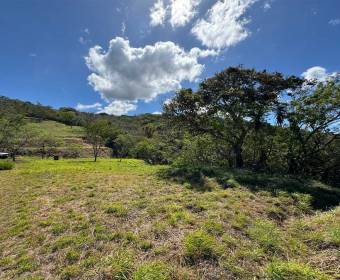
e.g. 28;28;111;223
0;158;339;279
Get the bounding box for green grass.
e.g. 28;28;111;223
0;161;14;170
184;230;220;262
0;157;339;279
266;261;331;280
132;262;170;280
25;120;94;157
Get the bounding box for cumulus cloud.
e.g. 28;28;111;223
150;0;167;26
99;100;137;116
169;0;201;27
86;37;214;105
150;0;201;28
191;0;257;49
329;18;340;26
302;66;338;83
76;102;102;111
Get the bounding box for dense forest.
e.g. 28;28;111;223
1;66;339;186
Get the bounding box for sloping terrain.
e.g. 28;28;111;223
25;120;95;157
0;158;339;279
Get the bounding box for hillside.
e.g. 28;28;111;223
25;120;94;157
0;96;166;138
0;158;339;279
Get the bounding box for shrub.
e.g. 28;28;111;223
266;261;330;280
132;262;170;280
0;161;14;170
184;230;220;262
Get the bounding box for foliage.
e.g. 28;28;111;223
165;66;303;168
85;118;118;161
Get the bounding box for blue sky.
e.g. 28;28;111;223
0;0;339;115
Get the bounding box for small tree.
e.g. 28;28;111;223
34;133;59;159
59;110;77;128
85;119;113;162
0;114;30;161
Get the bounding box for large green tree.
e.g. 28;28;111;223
164;66;303;168
283;79;340;175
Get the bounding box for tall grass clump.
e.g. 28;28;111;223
0;161;14;170
184;230;220;262
266;261;330;280
132;262;170;280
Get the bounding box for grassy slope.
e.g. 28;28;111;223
0;158;339;280
26;120;96;157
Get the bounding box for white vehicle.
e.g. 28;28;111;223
0;152;10;159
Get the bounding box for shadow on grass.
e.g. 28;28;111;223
159;166;340;210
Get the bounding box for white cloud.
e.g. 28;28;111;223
99;100;137;115
302;66;338;83
169;0;201;27
152;111;162;115
79;28;91;45
150;0;201;28
79;36;86;45
86;37;214;105
121;22;126;34
191;0;257;49
150;0;168;26
76;102;102;111
29;53;37;57
263;2;271;11
329;18;340;26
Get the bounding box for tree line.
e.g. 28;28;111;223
0;66;339;185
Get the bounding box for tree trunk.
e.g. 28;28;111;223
233;145;244;168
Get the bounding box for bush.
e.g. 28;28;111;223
132;262;170;280
266;261;330;280
133;139;168;164
0;161;14;170
183;230;220;262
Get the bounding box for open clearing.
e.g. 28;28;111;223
0;158;339;279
